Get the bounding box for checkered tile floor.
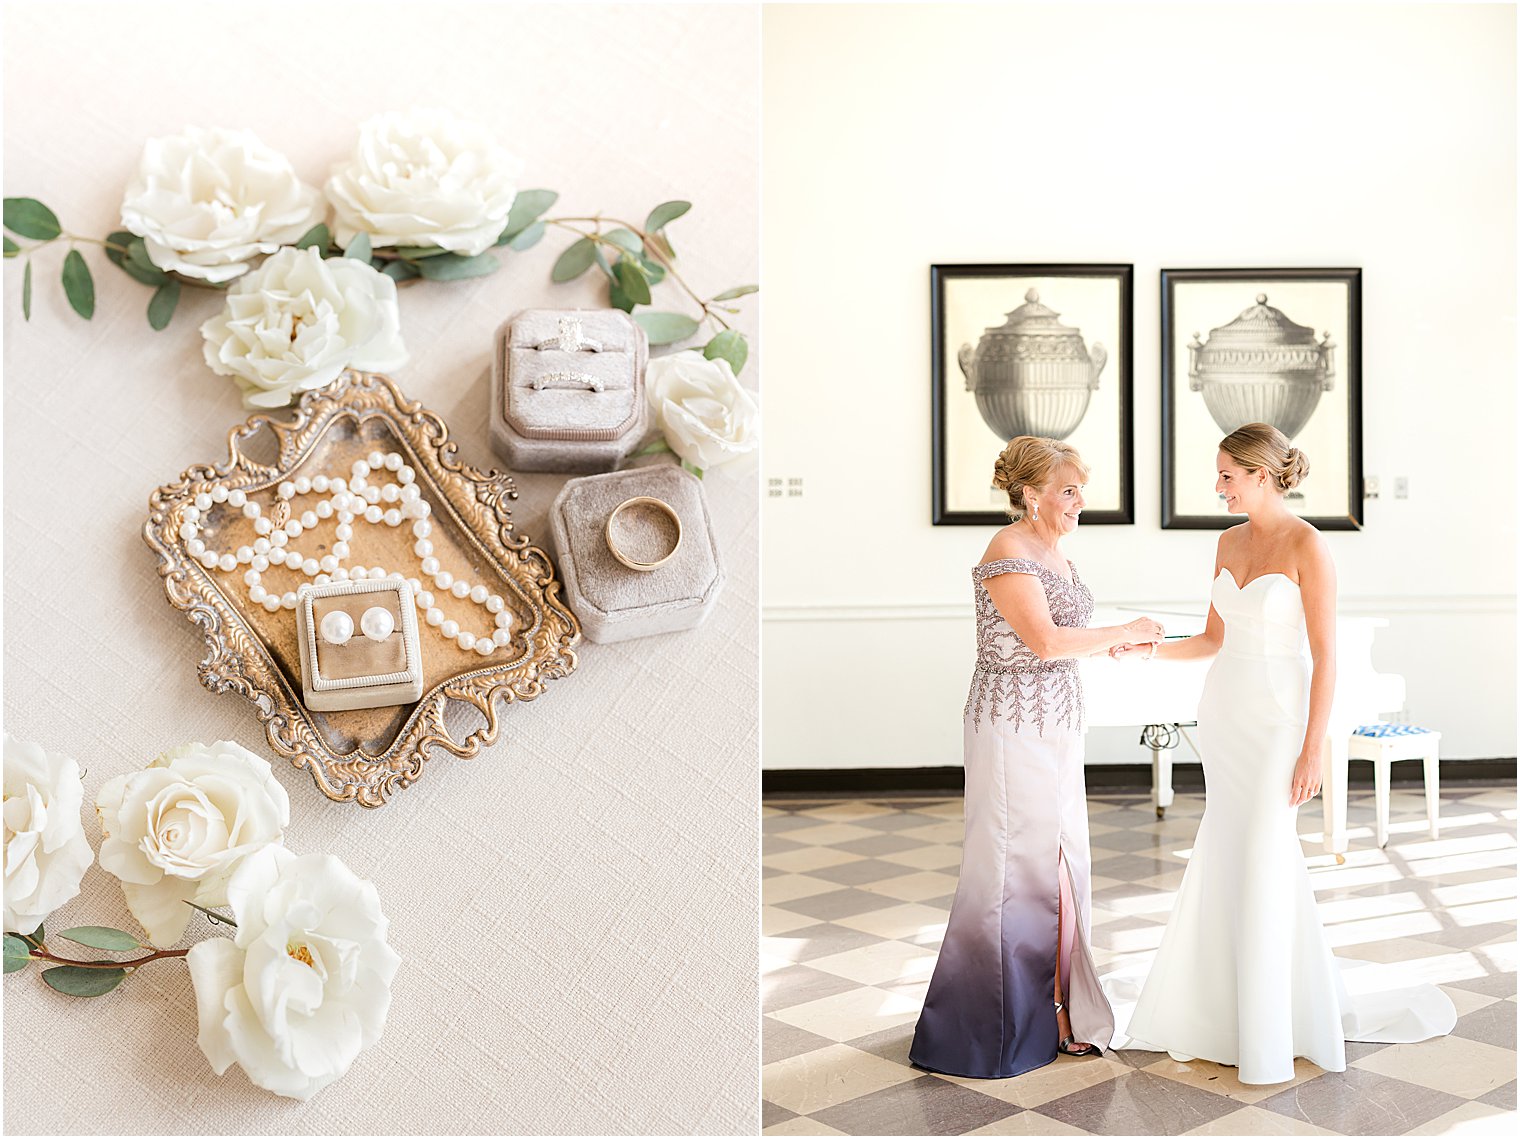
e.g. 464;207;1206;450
762;786;1517;1136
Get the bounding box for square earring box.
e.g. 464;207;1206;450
549;465;724;643
295;578;425;711
489;308;650;473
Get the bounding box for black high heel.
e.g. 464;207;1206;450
1054;1002;1101;1057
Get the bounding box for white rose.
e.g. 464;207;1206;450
96;741;289;948
120;126;325;284
187;846;401;1101
646;350;760;476
3;735;93;935
324;108;522;256
200;245;409;410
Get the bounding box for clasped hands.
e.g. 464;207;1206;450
1108;616;1165;661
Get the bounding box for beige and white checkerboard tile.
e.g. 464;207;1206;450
763;787;1518;1136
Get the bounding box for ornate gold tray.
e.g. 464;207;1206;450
144;372;580;807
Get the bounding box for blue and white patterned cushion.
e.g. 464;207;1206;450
1354;722;1435;738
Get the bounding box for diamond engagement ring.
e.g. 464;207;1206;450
533;315;603;353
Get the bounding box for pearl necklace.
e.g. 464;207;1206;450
179;451;515;659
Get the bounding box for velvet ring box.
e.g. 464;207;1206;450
295;578;425;711
489;308;650;473
549;466;724;643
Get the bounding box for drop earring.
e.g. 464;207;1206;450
1031;501;1040;521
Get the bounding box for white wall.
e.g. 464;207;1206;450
761;2;1517;769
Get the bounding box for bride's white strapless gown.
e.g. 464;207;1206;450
1106;569;1455;1085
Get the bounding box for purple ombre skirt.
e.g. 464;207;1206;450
908;701;1114;1079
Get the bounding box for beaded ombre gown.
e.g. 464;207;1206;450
909;557;1115;1079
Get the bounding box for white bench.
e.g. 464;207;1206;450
1346;723;1441;848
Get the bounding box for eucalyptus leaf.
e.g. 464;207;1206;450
42;965;127;997
497;188;558;243
603;228;643;256
614;259;652;306
608;280;634;313
415;251;500;281
633;438;674;457
703;329;749;375
649;231;676;261
4;197;61;240
551;238;596;283
638;256;666;285
508;221;546;252
295;223;330;251
644;200;691;234
22;259;31;320
4;935;32;973
381;259;422;282
681;458;705;478
344;232;372;262
391;245;450;260
3;236;18;257
28;924;44;943
147;279;180;330
125;239;168;284
61;249;94;318
593;247;615;282
712;284;758;301
58;926;141;952
632;311;699;345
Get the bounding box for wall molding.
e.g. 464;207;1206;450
765;596;1516;623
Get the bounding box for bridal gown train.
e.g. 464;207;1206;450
909;557;1114;1080
1110;569;1455;1084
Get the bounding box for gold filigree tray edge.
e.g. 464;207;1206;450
143;370;582;808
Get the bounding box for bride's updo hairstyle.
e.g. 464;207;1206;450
991;436;1090;520
1219;422;1310;492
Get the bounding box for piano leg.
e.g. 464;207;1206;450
1150;728;1174;819
1322;731;1350;863
1424;746;1440;840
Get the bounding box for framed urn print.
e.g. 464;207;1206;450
932;264;1134;525
1161;268;1363;530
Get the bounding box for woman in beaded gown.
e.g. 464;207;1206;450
908;437;1166;1080
1106;425;1454;1084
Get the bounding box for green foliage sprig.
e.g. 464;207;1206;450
3;902;233;998
4;191;757;372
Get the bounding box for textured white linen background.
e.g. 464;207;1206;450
0;2;759;1133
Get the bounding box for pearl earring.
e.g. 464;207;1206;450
319;610;354;646
360;606;395;641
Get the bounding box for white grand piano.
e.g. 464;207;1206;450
1080;607;1406;859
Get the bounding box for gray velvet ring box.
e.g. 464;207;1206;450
549;466;725;643
295;578;425;711
490;308;650;473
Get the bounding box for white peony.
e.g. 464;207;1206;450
3;735;93;935
120;126;325;284
187;846;401;1101
646;350;760;476
324;108;522;256
200;245;409;410
96;741;290;948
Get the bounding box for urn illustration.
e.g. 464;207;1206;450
957;289;1105;441
1188;294;1335;438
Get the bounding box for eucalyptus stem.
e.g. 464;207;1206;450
543;217;733;332
17;933;188;972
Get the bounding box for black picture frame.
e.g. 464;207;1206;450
932;263;1134;526
1160;268;1363;531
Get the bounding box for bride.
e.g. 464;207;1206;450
1108;423;1455;1084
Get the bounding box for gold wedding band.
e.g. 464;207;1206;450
605;495;683;572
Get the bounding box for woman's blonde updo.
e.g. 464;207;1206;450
992;436;1091;520
1218;422;1310;492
